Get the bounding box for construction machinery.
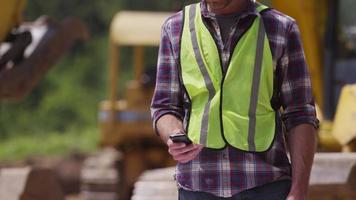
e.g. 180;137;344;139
99;0;356;199
270;0;356;151
0;1;88;199
0;0;89;100
98;11;175;199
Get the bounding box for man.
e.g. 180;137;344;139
151;0;319;199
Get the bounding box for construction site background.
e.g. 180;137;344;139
0;0;356;200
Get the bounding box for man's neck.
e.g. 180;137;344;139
206;0;249;15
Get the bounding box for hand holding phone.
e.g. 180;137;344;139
169;133;192;145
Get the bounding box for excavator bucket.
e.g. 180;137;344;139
332;84;356;147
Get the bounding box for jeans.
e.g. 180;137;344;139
178;179;291;200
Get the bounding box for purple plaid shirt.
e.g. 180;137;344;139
151;0;318;197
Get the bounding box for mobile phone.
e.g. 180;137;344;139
169;133;192;145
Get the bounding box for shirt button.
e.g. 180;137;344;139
223;153;228;159
205;178;214;185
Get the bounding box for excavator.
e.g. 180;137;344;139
99;0;356;199
0;0;89;100
271;0;356;152
0;1;89;200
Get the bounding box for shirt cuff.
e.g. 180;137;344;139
281;105;320;132
283;115;320;132
152;110;184;136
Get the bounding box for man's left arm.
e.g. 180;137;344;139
286;124;316;200
279;21;319;200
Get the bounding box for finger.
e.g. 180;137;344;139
178;151;199;163
168;142;190;157
169;145;195;157
173;144;203;157
285;194;295;200
170;144;200;156
167;139;186;149
194;144;204;150
175;146;203;163
183;147;202;161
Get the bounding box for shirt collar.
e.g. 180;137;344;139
200;0;259;19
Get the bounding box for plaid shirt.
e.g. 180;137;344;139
151;0;318;197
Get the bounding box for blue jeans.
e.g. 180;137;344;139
178;180;291;200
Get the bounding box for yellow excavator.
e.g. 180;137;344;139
0;1;88;200
99;0;356;199
0;0;89;100
271;0;356;151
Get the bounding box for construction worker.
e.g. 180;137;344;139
151;0;319;199
0;0;88;100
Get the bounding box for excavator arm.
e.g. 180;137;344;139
0;17;89;100
271;0;327;109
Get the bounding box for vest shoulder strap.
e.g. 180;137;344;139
256;3;269;13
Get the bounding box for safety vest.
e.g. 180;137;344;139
180;3;276;152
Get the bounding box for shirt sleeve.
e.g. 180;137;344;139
279;20;319;132
150;17;184;135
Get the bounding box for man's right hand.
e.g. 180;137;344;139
155;114;203;163
167;139;203;163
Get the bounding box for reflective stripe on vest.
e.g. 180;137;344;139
179;3;276;152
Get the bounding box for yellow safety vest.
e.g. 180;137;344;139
180;3;276;152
